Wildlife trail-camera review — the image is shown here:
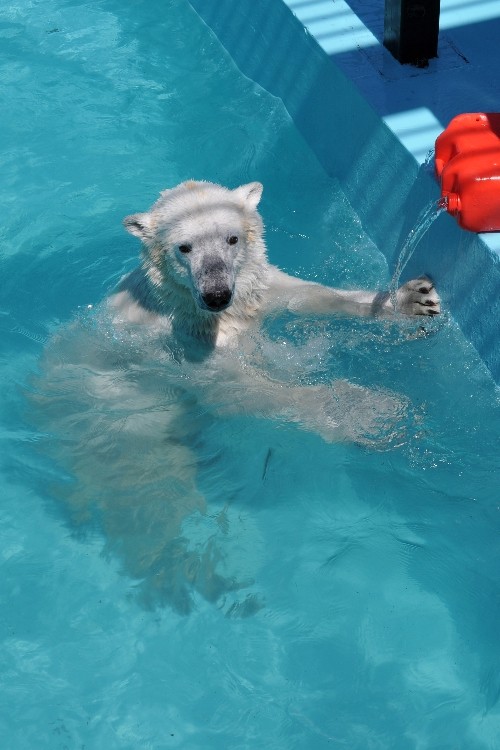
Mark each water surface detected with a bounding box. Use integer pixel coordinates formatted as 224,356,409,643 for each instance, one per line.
1,1,500,749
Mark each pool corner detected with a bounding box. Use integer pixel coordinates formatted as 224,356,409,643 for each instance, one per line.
189,0,500,382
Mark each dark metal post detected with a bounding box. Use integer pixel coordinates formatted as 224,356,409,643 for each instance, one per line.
384,0,441,67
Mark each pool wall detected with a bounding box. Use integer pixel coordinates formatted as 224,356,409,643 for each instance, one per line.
189,0,500,383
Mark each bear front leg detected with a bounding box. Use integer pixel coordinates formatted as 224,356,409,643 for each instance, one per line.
267,267,441,318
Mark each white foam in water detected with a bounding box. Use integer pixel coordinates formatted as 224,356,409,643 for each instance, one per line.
1,1,500,749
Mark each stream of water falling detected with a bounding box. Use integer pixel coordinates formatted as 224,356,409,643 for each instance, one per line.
389,199,446,308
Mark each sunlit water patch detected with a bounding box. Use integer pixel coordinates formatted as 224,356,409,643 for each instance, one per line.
1,1,500,749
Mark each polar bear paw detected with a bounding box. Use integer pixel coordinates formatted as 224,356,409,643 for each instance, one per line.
394,276,440,316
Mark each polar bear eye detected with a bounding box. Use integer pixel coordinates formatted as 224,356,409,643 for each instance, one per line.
178,244,192,254
227,235,238,246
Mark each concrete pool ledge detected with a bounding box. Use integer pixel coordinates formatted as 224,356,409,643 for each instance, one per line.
189,0,500,382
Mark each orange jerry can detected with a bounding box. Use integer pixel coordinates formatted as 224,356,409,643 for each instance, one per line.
435,113,500,232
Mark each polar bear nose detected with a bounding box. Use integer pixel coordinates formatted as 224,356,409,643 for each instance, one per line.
202,288,233,311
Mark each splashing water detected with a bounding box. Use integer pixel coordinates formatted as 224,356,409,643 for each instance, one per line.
423,147,435,171
389,199,446,308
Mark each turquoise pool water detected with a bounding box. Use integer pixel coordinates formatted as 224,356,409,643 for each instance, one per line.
1,1,500,748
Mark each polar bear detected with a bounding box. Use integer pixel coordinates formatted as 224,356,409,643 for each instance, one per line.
32,179,439,613
111,179,439,438
114,180,439,343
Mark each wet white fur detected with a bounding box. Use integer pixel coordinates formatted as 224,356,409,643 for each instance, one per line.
111,180,440,350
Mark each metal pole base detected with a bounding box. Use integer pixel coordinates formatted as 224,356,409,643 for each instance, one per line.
384,0,441,67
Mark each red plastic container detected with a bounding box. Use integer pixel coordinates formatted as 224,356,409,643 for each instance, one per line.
435,112,500,232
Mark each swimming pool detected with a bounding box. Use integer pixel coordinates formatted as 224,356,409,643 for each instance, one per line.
1,1,499,748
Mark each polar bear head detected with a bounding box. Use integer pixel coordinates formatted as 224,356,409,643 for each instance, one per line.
123,180,266,313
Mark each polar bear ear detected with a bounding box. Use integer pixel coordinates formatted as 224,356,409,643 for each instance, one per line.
233,182,263,210
123,213,153,240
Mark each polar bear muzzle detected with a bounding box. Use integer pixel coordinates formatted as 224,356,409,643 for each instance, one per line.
196,257,234,312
